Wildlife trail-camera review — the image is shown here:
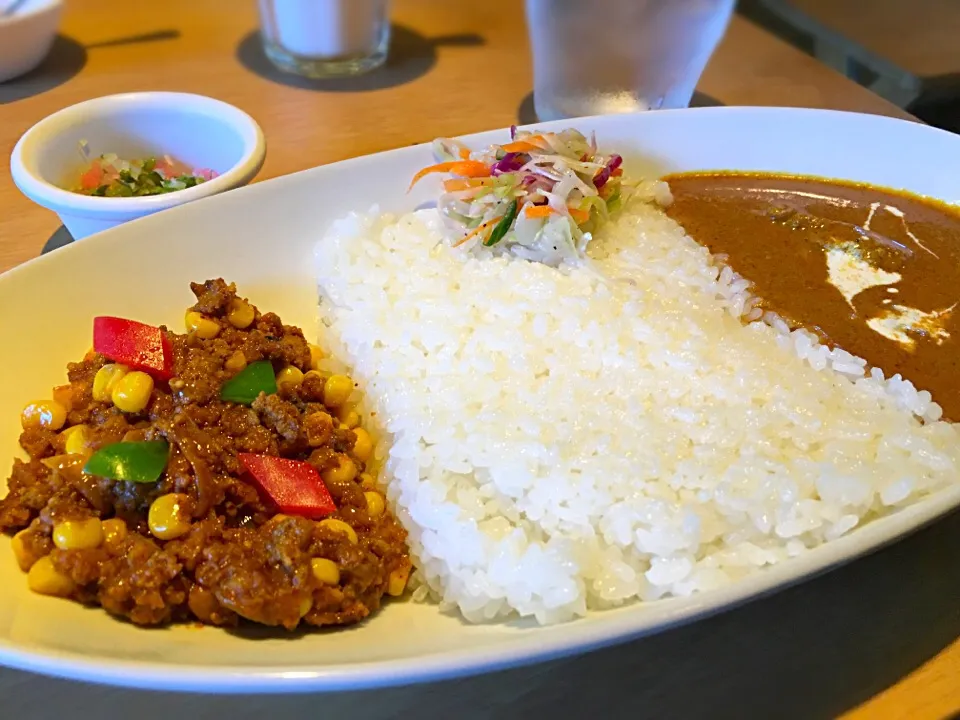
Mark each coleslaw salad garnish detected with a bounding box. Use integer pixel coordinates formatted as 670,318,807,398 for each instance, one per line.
410,127,629,266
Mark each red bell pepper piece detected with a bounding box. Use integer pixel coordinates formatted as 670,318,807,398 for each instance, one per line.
93,316,174,380
238,453,337,519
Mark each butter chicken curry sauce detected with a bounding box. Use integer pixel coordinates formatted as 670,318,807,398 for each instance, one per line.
664,173,960,420
0,280,410,629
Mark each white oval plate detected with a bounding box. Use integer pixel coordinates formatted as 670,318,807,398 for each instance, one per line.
2,108,960,693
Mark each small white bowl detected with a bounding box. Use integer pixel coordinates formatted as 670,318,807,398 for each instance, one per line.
10,92,267,239
0,0,62,83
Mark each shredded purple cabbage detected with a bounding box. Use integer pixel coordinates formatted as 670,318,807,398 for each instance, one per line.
491,152,525,176
592,154,623,189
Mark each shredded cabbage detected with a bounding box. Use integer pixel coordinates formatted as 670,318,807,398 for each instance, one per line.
425,128,630,267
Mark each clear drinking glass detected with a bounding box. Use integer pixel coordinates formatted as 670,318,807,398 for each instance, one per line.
257,0,391,78
524,0,735,120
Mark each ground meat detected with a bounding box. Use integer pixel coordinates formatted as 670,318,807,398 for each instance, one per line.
232,423,279,456
252,393,303,444
0,279,409,631
97,535,186,625
300,372,326,402
0,460,60,531
38,486,99,526
18,428,56,460
189,278,236,316
331,427,357,454
196,527,314,629
251,313,312,370
110,477,166,518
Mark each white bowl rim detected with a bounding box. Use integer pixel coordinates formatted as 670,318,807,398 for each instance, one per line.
9,91,266,220
0,0,61,26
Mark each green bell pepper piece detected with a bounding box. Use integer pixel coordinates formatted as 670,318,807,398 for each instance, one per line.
220,360,277,405
84,440,169,483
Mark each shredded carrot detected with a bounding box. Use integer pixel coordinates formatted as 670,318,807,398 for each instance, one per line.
409,160,492,191
524,205,588,222
443,177,496,192
500,140,542,153
408,161,460,190
611,167,623,177
524,205,555,219
458,147,471,160
522,133,552,147
531,133,556,149
449,160,491,178
452,217,499,248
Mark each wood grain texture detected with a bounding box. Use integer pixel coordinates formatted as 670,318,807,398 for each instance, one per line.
0,3,953,719
786,0,960,79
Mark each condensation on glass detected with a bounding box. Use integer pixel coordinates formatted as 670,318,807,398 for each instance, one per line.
525,0,735,120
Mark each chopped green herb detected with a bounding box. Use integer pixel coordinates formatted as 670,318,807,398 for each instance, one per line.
73,153,217,197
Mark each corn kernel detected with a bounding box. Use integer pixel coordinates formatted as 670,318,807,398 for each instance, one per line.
53,517,104,550
322,455,357,485
359,473,378,491
299,596,313,618
310,557,340,585
11,530,36,571
318,518,358,544
276,366,304,391
224,350,247,372
27,556,75,597
21,400,67,431
337,406,360,429
387,565,411,597
52,384,74,412
304,411,334,447
62,425,89,456
185,311,221,339
364,491,385,518
148,493,192,540
352,428,374,463
226,298,256,329
92,363,129,402
111,371,154,413
308,344,325,370
101,518,128,547
322,374,353,409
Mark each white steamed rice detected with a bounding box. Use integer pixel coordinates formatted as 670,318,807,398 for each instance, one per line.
313,188,960,625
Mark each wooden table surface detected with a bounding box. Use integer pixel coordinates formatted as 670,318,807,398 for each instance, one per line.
0,2,957,719
786,0,960,80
